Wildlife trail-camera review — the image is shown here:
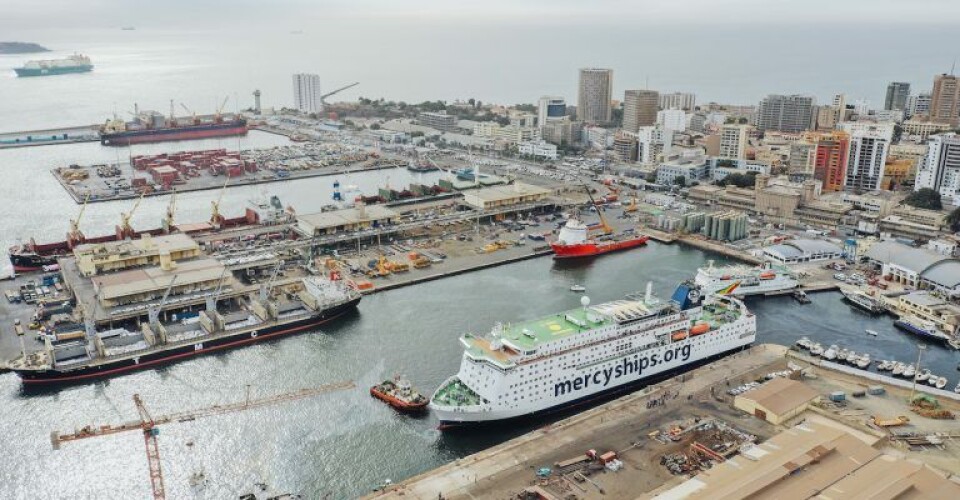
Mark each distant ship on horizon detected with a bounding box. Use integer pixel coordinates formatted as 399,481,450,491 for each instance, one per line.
14,54,93,77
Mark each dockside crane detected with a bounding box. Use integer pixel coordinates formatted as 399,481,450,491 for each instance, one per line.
581,182,613,235
210,177,229,227
51,382,356,500
162,190,177,233
320,82,359,106
67,194,90,247
118,190,146,239
179,103,198,125
214,95,230,122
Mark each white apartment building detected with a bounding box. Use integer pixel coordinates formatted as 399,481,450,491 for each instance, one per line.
637,125,674,165
659,92,696,111
519,140,558,160
915,133,960,204
292,73,322,114
656,109,687,132
845,131,889,192
718,124,750,159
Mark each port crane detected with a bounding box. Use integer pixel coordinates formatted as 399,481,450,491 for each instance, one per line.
67,194,90,246
581,182,613,235
51,381,355,500
214,95,230,122
210,177,230,227
118,190,146,239
163,189,177,232
320,82,359,105
179,103,198,125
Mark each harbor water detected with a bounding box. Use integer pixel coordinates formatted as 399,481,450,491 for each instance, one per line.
1,239,958,498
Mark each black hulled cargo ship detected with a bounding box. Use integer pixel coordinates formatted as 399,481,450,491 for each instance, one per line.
11,277,360,386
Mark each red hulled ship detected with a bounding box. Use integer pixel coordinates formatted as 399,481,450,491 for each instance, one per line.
550,186,648,259
370,377,429,412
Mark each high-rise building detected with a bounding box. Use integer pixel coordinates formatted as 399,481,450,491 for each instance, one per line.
613,131,639,162
718,124,749,159
808,131,851,192
884,82,911,111
622,90,659,133
815,105,837,131
788,140,816,178
577,68,613,123
845,129,889,192
915,133,960,203
755,94,815,133
833,94,847,123
537,96,566,128
659,92,696,111
541,117,573,146
907,92,932,117
930,74,960,126
292,73,322,114
656,109,686,132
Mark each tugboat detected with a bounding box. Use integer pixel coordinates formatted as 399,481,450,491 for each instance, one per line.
370,376,429,412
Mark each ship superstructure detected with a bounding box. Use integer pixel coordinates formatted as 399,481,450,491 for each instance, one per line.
430,282,756,427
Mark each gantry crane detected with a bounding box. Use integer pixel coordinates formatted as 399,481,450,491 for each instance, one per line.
51,381,355,500
118,190,146,239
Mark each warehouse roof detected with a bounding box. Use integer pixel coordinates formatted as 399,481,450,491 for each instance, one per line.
644,421,960,500
92,258,225,300
786,239,843,255
297,204,398,231
865,240,954,275
736,377,819,416
74,233,200,258
763,244,803,260
465,182,552,202
919,260,960,288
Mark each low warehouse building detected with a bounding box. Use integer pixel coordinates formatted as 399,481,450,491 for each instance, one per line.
295,204,399,237
74,233,203,277
762,239,843,264
462,182,552,210
733,377,819,424
91,258,228,308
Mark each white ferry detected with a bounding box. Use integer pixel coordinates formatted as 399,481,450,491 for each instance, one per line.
430,282,756,427
694,261,798,297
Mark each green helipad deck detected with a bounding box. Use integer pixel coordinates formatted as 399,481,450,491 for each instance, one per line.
498,308,613,350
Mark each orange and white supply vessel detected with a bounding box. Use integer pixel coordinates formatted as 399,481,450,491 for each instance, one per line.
551,218,649,259
370,377,429,412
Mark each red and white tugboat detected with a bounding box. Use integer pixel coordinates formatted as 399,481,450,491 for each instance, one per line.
370,376,429,412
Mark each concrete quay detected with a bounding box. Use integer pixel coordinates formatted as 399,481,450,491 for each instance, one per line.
367,344,789,499
0,124,100,149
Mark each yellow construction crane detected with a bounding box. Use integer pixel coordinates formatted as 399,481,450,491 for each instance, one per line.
163,190,177,233
581,183,613,235
119,190,146,239
51,381,355,500
210,177,229,227
68,194,90,245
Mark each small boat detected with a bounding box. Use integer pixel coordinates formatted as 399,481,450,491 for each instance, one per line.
846,351,857,364
837,349,849,362
570,284,586,292
892,362,906,376
876,360,891,371
865,329,878,337
935,376,948,390
954,381,960,394
926,374,940,386
903,364,916,379
370,376,429,412
796,337,812,350
855,354,871,369
810,343,824,356
915,369,931,382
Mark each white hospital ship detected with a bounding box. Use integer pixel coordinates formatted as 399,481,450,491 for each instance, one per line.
429,281,756,427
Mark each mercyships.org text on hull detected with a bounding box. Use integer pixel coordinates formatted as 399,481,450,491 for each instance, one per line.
429,281,756,427
10,276,360,386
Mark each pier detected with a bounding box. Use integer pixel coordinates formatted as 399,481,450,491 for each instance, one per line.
0,125,100,149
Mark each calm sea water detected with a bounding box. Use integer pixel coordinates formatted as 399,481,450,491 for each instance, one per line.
0,20,958,499
0,23,957,133
0,242,958,499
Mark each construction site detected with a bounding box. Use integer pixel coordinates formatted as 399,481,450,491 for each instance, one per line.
369,344,960,500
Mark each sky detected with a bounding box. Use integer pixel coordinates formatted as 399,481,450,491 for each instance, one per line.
3,0,960,29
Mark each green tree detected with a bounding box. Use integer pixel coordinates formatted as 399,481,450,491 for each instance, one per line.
948,206,960,232
904,188,943,210
674,175,687,187
514,103,537,112
370,123,381,130
645,172,658,183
